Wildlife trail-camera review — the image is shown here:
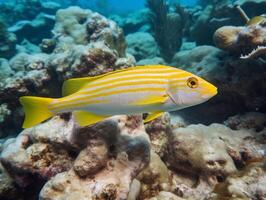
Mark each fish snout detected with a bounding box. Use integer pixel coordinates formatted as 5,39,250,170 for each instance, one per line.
201,83,218,99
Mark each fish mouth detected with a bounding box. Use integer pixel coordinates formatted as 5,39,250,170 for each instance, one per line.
240,45,266,59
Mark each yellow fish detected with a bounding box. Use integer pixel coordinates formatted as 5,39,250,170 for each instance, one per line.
19,65,217,128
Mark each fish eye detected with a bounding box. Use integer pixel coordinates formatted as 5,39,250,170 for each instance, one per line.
187,77,198,88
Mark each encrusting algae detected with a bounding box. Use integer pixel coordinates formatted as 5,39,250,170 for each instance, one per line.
19,65,217,128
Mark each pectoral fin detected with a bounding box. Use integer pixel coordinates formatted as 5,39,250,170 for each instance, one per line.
132,94,168,106
73,111,110,126
144,111,164,123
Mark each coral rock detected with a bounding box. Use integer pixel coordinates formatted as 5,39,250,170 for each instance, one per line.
149,191,186,200
9,13,55,44
213,26,244,52
0,7,133,135
1,114,150,199
73,141,108,177
166,124,264,178
213,23,266,57
208,160,266,200
137,151,171,199
126,32,158,61
54,6,126,56
0,162,20,200
110,9,149,35
145,113,171,157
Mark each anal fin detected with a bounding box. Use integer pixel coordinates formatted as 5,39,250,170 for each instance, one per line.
73,110,110,126
144,111,164,123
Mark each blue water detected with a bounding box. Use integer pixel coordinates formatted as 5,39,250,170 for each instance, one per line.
0,0,197,15
82,0,197,14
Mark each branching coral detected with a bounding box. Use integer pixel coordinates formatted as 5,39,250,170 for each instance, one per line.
146,0,183,62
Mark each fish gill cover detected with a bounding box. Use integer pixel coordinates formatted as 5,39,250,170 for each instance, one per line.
0,0,265,200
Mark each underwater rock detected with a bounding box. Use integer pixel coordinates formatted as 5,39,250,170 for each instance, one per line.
127,179,141,200
213,26,243,53
1,135,74,187
0,0,60,26
0,104,11,138
16,39,41,54
0,112,265,199
0,162,20,200
137,151,171,199
166,123,264,178
126,32,158,61
190,0,266,46
214,22,266,58
171,45,266,124
40,38,56,53
157,121,265,200
145,113,171,157
149,191,185,200
0,114,150,199
0,20,17,59
224,112,266,132
49,41,133,81
110,9,149,35
136,57,165,65
0,59,14,81
41,1,61,15
33,114,148,200
9,13,55,44
0,52,58,135
54,6,91,45
54,6,126,57
0,7,132,136
207,160,266,200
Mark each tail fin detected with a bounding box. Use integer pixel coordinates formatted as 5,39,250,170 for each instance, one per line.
19,96,53,128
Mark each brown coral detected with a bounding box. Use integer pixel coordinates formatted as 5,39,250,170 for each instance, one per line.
213,23,266,58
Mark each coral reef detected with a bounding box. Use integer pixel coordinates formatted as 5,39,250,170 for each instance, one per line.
214,12,266,58
0,7,133,135
190,0,266,45
110,9,149,35
0,19,17,59
0,162,21,200
126,32,159,62
0,0,60,26
0,1,266,199
208,160,266,200
0,104,11,138
146,0,184,62
1,114,150,199
9,13,55,44
143,113,265,200
1,110,265,199
0,58,14,81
